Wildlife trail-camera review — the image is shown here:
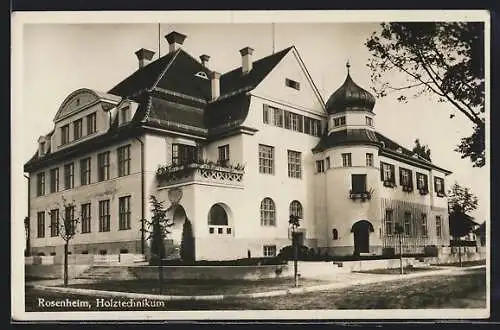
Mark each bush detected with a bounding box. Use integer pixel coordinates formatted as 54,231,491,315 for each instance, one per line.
278,245,315,260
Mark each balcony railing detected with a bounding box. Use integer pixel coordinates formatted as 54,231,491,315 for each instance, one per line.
349,189,372,202
157,162,245,188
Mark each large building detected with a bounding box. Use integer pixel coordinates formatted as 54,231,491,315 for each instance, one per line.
24,31,451,261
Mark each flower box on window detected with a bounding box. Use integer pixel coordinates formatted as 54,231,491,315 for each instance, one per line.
402,185,413,193
383,180,396,188
349,190,372,202
419,188,429,195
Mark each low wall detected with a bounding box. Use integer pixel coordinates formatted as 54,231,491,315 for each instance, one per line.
25,264,91,280
425,247,487,265
25,254,146,266
128,264,290,281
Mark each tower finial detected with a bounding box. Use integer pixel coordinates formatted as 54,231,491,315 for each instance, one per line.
346,60,351,74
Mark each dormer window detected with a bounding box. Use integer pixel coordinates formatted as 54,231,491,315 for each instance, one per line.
87,112,97,135
195,71,208,79
285,78,300,90
120,106,131,125
60,125,69,145
39,141,46,156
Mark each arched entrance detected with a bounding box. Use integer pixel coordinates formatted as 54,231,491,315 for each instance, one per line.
351,220,374,255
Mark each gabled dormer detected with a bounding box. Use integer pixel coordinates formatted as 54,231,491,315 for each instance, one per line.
51,88,122,151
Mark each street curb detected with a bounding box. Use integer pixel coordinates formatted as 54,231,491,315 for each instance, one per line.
30,265,483,301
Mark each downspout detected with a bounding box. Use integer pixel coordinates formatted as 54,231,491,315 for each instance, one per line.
24,174,30,255
134,136,146,255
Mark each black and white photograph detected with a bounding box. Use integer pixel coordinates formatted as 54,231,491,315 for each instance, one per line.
11,10,490,321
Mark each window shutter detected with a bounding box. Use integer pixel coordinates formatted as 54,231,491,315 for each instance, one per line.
380,164,384,181
409,170,413,188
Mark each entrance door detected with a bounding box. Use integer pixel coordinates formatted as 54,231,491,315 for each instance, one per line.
351,220,374,255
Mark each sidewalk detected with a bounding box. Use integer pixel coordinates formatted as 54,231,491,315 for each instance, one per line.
30,265,485,301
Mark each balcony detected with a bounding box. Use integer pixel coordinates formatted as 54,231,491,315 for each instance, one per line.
157,161,245,188
349,189,373,202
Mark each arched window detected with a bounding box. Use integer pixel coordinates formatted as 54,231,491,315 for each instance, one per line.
289,200,303,218
332,228,338,240
260,198,276,226
208,204,228,226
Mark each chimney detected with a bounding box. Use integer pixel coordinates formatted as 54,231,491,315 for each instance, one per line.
165,31,187,53
200,54,210,68
209,71,221,101
239,47,254,74
134,48,155,69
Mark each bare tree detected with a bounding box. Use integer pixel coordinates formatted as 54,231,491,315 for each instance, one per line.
289,214,301,288
48,196,79,286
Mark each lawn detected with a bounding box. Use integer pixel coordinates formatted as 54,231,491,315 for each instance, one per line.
25,268,486,311
435,260,486,267
68,277,328,296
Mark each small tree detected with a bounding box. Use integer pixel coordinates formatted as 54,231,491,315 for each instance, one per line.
448,183,479,267
49,197,80,286
289,214,301,288
180,218,195,264
142,195,173,294
395,223,405,275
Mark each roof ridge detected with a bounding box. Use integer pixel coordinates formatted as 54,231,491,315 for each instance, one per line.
151,49,182,90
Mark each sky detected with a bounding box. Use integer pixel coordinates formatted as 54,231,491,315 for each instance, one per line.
12,12,489,231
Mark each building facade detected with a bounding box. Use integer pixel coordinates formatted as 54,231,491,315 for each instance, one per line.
24,31,451,261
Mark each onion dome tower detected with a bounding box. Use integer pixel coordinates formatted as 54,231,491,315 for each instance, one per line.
325,62,376,135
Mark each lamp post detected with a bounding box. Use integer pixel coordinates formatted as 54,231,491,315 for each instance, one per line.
289,214,301,288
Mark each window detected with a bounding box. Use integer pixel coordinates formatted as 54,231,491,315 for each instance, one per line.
342,153,352,167
63,163,74,189
273,107,284,127
285,78,300,90
260,198,276,226
37,212,45,238
403,212,411,235
416,173,429,193
65,205,75,236
380,162,396,186
385,209,394,236
80,157,91,185
259,144,274,174
434,177,445,197
208,204,228,226
218,145,230,166
172,144,199,166
117,145,131,176
365,116,374,127
325,157,330,169
332,228,338,240
36,172,45,196
99,200,110,232
73,119,83,140
291,113,303,132
436,216,442,238
289,200,303,219
316,160,325,173
120,106,131,124
263,245,277,257
334,116,346,127
81,203,91,234
49,168,59,193
97,151,110,181
60,124,69,145
399,168,413,191
119,196,131,230
351,174,367,193
284,111,292,129
50,209,59,237
86,112,97,135
263,104,270,124
421,213,428,237
366,153,374,167
287,150,302,178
